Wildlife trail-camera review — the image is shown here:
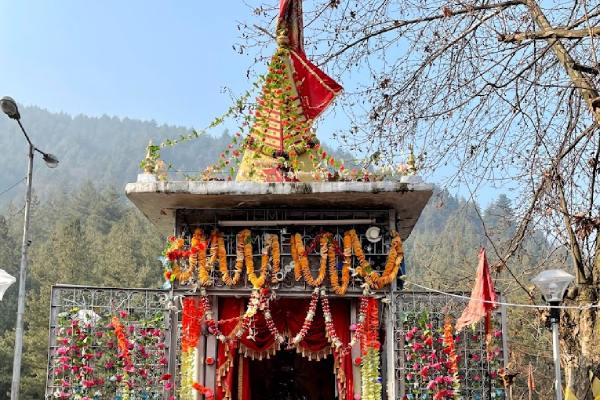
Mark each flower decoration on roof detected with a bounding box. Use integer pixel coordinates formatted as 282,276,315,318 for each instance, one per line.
236,0,343,182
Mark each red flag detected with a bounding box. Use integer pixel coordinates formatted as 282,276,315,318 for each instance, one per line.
279,0,342,120
455,248,498,340
289,51,343,120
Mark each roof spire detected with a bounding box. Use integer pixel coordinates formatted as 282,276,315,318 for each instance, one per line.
236,0,343,182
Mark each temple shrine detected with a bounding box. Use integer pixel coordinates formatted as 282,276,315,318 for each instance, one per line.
45,1,509,399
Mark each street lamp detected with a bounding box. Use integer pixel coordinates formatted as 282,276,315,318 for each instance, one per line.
1,96,59,400
531,269,575,400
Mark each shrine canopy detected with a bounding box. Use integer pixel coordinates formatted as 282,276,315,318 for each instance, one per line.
236,0,343,182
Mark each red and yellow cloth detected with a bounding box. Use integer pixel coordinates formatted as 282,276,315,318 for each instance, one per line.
236,0,342,182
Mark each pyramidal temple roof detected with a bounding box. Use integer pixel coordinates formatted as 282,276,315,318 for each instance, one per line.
236,0,342,182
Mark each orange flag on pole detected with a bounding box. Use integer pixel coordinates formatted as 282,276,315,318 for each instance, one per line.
455,248,498,343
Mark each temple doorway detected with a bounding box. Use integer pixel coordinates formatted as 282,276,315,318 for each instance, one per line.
248,349,336,400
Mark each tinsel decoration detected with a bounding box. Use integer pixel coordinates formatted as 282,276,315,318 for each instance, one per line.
180,297,204,400
180,350,195,400
360,298,382,400
442,316,461,398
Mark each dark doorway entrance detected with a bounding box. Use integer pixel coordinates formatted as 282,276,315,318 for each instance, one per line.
249,349,336,400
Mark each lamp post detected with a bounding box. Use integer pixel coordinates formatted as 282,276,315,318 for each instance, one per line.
531,269,575,400
1,96,59,400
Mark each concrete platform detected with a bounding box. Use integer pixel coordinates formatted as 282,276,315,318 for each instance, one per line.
125,181,433,239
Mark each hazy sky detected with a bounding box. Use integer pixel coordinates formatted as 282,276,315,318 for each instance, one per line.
0,1,506,205
0,1,256,130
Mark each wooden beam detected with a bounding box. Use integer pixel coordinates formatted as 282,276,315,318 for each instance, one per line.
499,27,600,43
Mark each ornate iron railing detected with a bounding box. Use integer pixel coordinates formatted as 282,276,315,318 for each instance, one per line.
391,291,508,400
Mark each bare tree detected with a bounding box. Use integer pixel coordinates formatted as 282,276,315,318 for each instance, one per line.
240,0,600,397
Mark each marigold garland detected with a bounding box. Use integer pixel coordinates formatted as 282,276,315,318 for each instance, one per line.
348,229,404,289
178,229,208,284
290,233,328,287
181,297,203,352
193,229,212,286
165,228,403,292
248,233,280,288
267,234,281,284
290,233,306,281
111,316,132,368
442,316,461,398
360,298,382,400
220,230,246,286
112,316,135,400
330,233,351,295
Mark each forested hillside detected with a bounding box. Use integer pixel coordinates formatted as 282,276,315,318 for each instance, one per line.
0,107,557,397
0,105,232,201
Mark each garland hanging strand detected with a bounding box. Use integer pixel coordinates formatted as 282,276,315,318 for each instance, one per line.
249,233,280,288
191,229,209,285
220,230,246,286
290,287,320,345
291,233,329,287
330,233,351,295
268,234,281,283
348,229,404,289
443,316,462,398
291,233,306,281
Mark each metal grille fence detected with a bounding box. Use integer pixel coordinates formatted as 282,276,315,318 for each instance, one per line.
392,291,508,400
45,285,174,399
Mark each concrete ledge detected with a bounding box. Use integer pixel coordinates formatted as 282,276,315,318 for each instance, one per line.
125,181,433,238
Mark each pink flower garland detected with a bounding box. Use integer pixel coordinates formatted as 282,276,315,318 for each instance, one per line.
321,289,369,356
290,287,320,345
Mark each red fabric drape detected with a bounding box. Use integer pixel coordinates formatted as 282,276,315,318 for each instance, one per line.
215,297,353,400
330,299,354,400
455,248,498,343
278,0,304,51
278,0,343,120
216,298,244,400
290,50,343,120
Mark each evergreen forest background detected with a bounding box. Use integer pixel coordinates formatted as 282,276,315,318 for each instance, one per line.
0,106,557,398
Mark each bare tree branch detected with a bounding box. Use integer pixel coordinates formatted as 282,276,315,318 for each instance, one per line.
556,174,588,283
321,0,525,65
499,124,598,269
524,0,600,123
499,27,600,43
